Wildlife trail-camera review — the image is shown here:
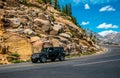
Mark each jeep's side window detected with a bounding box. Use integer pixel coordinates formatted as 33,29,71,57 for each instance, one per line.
49,48,53,52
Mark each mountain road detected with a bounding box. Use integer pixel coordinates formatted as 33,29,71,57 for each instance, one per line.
0,45,120,78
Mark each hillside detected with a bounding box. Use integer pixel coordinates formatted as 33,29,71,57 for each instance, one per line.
0,0,100,64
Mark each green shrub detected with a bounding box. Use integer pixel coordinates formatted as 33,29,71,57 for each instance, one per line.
37,34,42,38
11,53,20,57
50,14,55,21
70,30,75,37
38,0,43,4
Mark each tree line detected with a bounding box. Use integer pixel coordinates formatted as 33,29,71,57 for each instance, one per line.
38,0,78,25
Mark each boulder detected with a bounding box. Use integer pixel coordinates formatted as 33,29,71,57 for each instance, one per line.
2,18,12,27
4,33,32,60
38,13,48,20
50,22,64,35
42,37,53,48
9,18,20,28
30,36,40,42
53,24,62,31
24,29,36,35
30,36,43,53
68,43,75,54
51,38,60,47
34,18,51,33
59,33,71,39
50,30,58,35
0,54,11,65
0,1,4,9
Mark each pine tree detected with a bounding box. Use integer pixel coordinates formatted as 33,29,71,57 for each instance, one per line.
71,16,78,25
39,0,51,4
54,0,60,11
67,3,72,16
90,33,93,39
56,0,60,11
61,3,72,16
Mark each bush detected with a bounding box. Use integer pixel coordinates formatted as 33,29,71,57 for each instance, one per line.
11,53,20,57
70,30,75,37
38,0,43,4
50,14,55,21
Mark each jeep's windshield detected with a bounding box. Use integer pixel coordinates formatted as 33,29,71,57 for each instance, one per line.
41,48,47,52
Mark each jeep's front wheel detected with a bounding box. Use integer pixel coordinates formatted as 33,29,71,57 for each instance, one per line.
31,59,38,63
59,55,65,61
40,56,47,63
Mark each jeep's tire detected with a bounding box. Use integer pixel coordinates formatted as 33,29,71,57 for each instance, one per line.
59,55,65,61
51,58,56,62
40,56,47,63
31,59,38,63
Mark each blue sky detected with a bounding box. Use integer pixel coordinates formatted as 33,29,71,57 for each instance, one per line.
59,0,120,36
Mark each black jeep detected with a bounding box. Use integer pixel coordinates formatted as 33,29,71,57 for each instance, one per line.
31,47,66,63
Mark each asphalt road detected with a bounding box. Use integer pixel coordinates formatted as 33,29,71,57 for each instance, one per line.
0,45,120,78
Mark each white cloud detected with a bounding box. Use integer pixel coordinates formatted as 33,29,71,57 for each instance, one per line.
81,21,90,25
85,4,90,9
60,0,118,6
99,5,116,12
97,23,118,29
72,0,118,4
98,30,118,37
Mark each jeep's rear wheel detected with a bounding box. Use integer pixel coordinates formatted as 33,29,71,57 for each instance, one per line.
31,59,38,63
59,55,65,61
40,56,47,63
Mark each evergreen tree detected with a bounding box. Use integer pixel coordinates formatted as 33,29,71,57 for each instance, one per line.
71,16,78,25
67,3,72,16
90,33,93,39
54,0,60,11
62,5,66,15
61,3,72,16
38,0,51,4
56,0,60,11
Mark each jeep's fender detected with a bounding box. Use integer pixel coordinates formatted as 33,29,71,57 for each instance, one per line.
39,53,48,58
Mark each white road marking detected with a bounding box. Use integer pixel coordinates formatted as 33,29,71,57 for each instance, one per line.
73,59,120,67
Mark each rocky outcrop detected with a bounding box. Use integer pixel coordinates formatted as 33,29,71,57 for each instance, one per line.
0,0,101,64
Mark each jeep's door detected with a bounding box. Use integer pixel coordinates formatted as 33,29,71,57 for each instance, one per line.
53,48,60,56
48,48,54,57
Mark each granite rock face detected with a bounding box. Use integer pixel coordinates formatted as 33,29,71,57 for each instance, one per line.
0,0,100,64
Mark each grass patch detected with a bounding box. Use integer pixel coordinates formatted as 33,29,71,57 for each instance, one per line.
10,60,21,63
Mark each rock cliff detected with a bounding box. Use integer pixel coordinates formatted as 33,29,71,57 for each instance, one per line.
0,0,100,64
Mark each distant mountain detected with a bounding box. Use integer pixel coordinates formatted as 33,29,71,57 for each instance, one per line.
84,28,104,43
84,29,120,45
104,32,120,44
